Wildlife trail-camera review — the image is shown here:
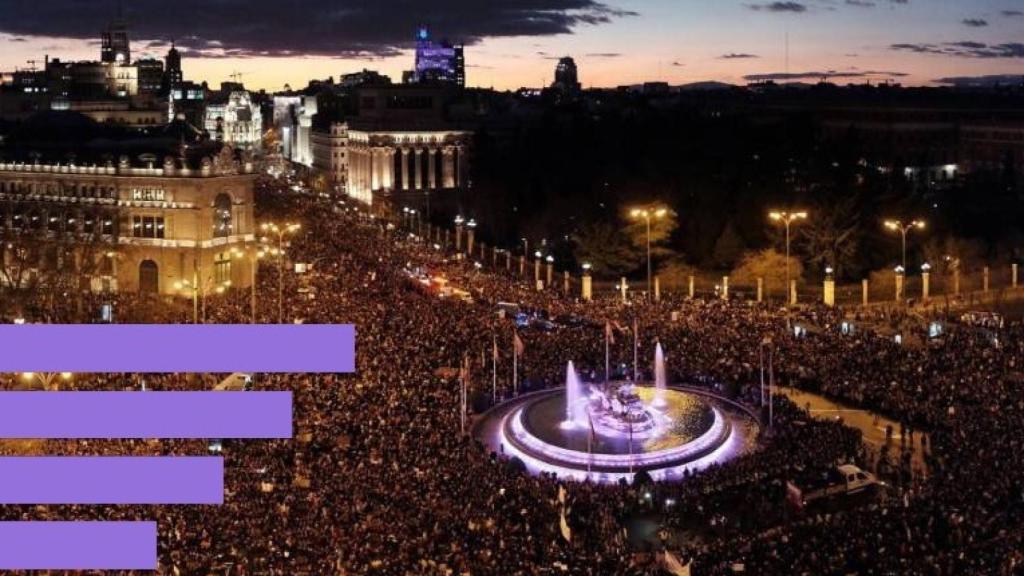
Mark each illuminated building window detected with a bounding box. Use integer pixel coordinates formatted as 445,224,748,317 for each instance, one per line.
214,253,232,284
132,216,165,239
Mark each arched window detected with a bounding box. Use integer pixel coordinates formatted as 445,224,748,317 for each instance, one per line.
213,193,233,238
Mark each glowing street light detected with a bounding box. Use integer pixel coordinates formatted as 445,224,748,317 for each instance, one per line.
260,221,301,323
629,206,669,295
175,277,232,323
769,210,808,304
884,219,926,272
232,246,266,324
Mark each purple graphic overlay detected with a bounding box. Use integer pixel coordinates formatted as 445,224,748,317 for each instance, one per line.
0,457,224,504
0,521,157,570
0,391,292,439
0,324,355,373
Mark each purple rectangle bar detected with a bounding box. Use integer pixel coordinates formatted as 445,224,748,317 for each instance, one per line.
0,521,156,570
0,457,223,504
0,324,355,373
0,391,292,439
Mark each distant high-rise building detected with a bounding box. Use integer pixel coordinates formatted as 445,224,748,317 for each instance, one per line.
135,58,164,94
164,42,183,92
552,57,581,94
100,5,131,64
412,27,465,87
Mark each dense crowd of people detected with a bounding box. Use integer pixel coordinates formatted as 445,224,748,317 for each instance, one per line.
1,177,1022,575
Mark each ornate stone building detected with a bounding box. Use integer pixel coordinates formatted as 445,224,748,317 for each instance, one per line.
345,128,469,205
310,84,471,205
0,116,256,295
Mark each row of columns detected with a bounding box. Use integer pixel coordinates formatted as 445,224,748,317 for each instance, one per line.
349,144,466,200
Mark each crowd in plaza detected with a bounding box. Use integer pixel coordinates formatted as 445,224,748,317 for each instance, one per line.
1,178,1022,575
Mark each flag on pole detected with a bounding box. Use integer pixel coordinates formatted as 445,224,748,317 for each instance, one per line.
513,331,525,356
587,411,596,445
605,321,615,345
559,509,572,542
492,336,499,361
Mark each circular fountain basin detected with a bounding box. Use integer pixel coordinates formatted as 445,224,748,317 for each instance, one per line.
476,385,759,483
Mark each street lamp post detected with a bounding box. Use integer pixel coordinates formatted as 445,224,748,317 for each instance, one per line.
454,215,465,252
769,210,808,305
884,219,926,272
232,246,266,324
174,276,231,323
260,222,301,324
629,206,668,296
466,218,477,256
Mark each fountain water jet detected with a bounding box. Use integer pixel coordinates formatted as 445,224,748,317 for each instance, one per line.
652,343,667,408
561,361,585,429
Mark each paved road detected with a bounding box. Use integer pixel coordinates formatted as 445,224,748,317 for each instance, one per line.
775,386,928,474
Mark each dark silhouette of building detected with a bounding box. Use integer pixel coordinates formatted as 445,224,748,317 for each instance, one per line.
164,42,183,92
552,57,581,95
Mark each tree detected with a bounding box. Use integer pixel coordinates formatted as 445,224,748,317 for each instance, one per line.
711,221,745,269
800,196,861,280
657,258,697,291
731,249,803,296
571,221,640,277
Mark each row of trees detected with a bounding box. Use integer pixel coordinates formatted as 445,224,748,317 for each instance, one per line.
465,94,1023,285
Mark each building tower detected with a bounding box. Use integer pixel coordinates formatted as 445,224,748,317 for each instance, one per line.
101,2,131,64
413,27,464,86
454,45,465,88
552,57,581,94
165,41,183,91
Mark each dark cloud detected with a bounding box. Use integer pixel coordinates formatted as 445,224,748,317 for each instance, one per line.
1002,10,1023,17
845,0,876,7
962,18,988,27
747,2,808,13
0,0,636,59
720,53,759,59
672,61,684,67
934,74,1023,86
584,52,622,58
744,69,908,81
891,41,1024,58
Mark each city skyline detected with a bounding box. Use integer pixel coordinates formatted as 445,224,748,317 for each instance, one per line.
1,0,1021,91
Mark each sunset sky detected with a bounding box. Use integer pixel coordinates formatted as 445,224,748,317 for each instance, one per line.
1,0,1021,91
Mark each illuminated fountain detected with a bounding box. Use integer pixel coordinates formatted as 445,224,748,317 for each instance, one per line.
653,342,668,408
561,362,585,429
475,346,759,483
